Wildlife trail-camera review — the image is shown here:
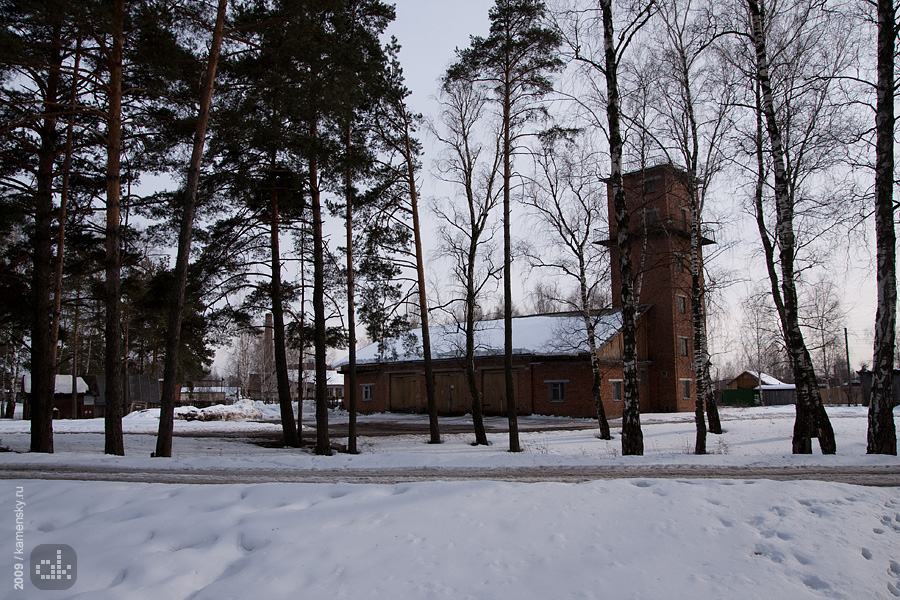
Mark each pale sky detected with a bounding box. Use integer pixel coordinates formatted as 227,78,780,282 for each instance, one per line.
387,0,495,118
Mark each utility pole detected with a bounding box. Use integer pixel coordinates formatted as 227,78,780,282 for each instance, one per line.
844,327,851,407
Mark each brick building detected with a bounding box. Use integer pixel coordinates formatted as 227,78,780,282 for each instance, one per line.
338,164,711,418
337,312,647,419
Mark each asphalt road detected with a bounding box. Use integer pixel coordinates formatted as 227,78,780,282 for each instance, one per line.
1,463,898,486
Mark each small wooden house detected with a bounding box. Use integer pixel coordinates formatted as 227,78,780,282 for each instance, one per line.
22,374,95,419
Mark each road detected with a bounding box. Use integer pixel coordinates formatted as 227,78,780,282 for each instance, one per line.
1,463,898,486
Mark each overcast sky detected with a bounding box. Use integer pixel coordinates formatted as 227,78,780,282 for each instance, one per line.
386,0,495,118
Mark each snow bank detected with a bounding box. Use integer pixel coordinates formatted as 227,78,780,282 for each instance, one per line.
176,399,264,422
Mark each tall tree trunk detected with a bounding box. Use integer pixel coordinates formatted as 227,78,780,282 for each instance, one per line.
310,120,331,456
601,0,642,456
581,260,610,440
50,39,81,375
345,122,359,454
502,82,520,453
868,0,897,455
71,282,80,419
747,0,835,455
103,0,126,456
4,345,19,419
156,0,228,458
270,189,300,448
687,170,708,453
405,126,440,445
466,242,488,446
30,23,63,453
690,228,707,455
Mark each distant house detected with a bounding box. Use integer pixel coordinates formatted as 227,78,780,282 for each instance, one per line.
22,374,96,419
723,371,796,406
247,368,344,406
727,371,786,389
179,379,237,408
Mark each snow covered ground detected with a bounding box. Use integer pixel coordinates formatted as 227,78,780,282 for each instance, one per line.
1,405,898,599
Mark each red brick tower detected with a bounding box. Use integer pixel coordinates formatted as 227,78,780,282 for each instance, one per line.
603,164,714,413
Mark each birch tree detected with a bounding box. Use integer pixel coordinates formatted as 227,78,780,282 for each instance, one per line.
740,0,839,453
522,130,613,439
432,77,503,446
867,0,898,455
557,0,656,455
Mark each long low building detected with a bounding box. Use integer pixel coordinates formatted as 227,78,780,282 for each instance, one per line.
336,310,656,419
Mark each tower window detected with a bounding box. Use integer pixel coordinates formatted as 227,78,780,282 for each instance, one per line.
675,253,686,273
677,295,688,315
679,336,689,356
681,207,690,231
681,379,692,399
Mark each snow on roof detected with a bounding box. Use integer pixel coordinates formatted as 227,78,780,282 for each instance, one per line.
22,374,89,395
336,311,624,367
743,371,785,386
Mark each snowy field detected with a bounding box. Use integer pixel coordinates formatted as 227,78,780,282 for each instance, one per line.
1,405,898,599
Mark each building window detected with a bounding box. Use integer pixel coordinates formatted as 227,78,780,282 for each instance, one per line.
361,384,373,402
640,368,648,384
546,380,567,403
680,207,691,231
681,379,692,400
675,253,686,273
679,336,689,356
677,295,687,315
644,179,656,193
611,380,623,402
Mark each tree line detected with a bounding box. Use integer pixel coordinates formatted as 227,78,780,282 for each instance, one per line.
0,0,895,457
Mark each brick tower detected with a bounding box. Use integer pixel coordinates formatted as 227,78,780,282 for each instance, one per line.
602,164,714,413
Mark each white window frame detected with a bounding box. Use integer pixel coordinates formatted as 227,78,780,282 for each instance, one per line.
611,379,623,402
361,383,374,402
545,380,568,403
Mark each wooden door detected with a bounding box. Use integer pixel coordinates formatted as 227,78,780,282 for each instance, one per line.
482,370,518,414
435,373,467,414
390,374,418,412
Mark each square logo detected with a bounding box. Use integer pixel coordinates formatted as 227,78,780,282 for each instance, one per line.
30,544,77,590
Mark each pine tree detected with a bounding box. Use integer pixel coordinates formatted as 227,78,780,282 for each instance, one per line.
156,0,229,459
447,0,562,452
